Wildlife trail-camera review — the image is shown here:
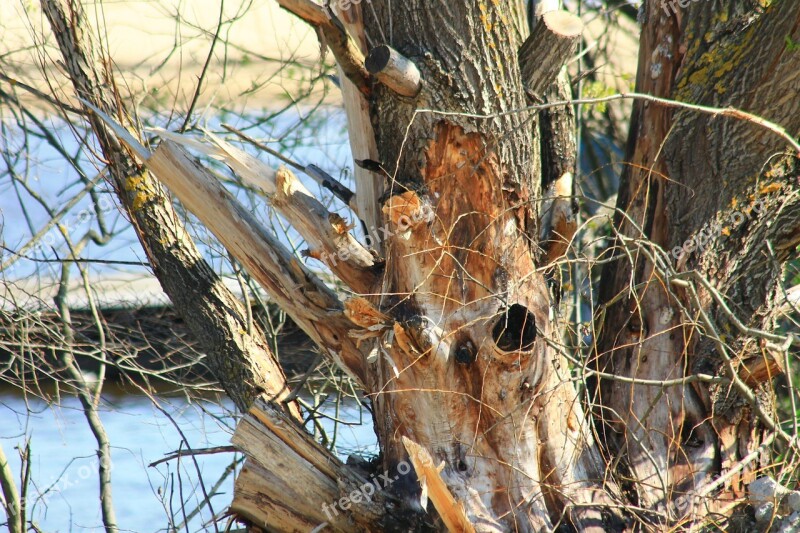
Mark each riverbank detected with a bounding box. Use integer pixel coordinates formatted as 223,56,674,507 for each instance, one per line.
1,0,333,114
0,273,320,386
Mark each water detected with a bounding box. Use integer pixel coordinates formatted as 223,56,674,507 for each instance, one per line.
0,389,375,532
0,107,356,282
0,106,376,530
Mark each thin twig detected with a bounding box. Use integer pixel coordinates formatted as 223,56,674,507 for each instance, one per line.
418,92,800,155
149,446,238,468
0,73,85,115
180,0,226,132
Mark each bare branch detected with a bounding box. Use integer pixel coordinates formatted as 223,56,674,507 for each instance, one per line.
365,45,422,98
276,0,370,95
150,127,381,293
81,122,370,382
148,446,238,468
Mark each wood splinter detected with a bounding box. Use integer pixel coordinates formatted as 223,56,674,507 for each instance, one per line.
366,45,422,98
402,436,476,533
738,348,786,387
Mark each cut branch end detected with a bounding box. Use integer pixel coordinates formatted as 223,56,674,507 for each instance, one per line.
519,11,583,98
366,45,422,98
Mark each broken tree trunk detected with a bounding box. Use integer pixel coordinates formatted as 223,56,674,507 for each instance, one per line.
77,0,800,531
596,1,800,528
41,0,295,415
351,2,619,531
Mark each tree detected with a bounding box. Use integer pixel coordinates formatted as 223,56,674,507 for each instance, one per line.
3,0,800,532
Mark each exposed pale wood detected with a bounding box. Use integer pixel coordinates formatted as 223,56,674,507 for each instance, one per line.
275,0,370,95
82,104,370,382
231,399,385,531
539,171,576,266
271,167,380,291
150,128,380,293
333,2,385,253
529,0,562,29
371,122,618,531
519,11,583,98
144,140,369,384
220,123,360,215
365,45,422,98
233,460,344,532
402,437,476,533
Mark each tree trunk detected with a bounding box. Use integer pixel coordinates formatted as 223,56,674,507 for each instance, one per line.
71,0,800,531
40,0,296,415
596,0,800,528
351,2,626,531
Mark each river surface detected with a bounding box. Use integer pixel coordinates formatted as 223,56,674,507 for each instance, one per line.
0,389,376,532
0,107,375,530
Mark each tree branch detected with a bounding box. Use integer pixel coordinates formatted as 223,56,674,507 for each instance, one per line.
41,0,296,414
519,10,583,99
146,140,369,383
150,128,381,293
276,0,371,95
79,105,369,383
220,123,359,214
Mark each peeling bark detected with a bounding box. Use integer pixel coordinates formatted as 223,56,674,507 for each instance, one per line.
596,1,800,528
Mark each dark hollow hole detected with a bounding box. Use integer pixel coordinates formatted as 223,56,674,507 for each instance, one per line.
492,304,536,352
454,338,477,365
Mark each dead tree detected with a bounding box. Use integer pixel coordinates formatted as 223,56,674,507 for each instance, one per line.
37,0,800,531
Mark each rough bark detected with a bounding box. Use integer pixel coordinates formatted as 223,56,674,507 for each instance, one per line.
519,11,582,100
40,0,295,415
57,0,800,531
596,0,800,528
353,3,620,531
